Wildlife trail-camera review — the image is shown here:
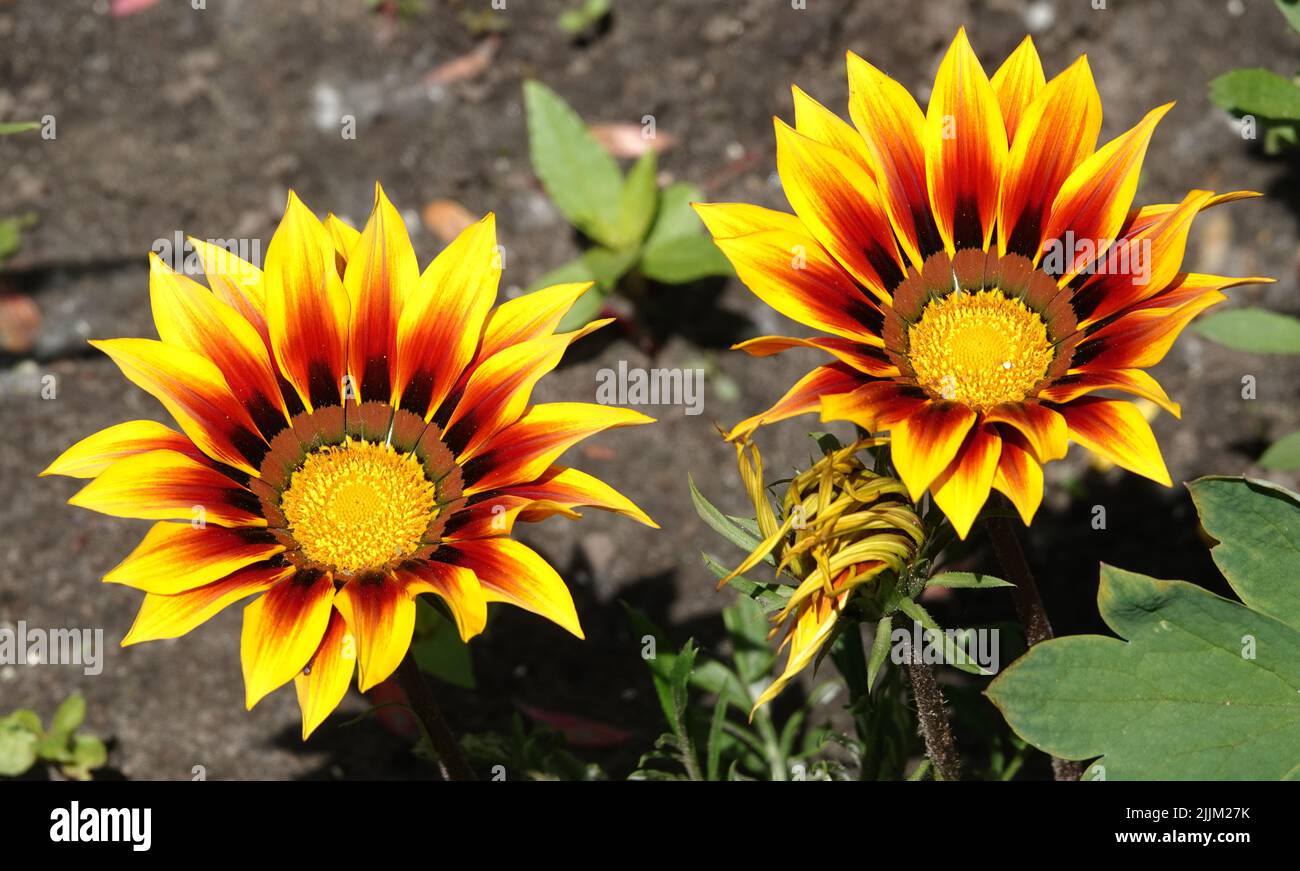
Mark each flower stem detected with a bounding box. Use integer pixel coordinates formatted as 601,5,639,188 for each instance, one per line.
894,614,961,781
395,653,476,781
984,512,1084,782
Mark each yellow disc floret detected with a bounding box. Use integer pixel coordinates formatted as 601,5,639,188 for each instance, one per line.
281,437,438,574
907,289,1054,411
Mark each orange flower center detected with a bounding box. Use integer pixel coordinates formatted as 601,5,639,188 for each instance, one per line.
280,437,438,574
907,289,1053,412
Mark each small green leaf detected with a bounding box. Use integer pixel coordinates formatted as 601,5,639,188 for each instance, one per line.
411,601,476,689
926,572,1014,590
705,694,728,781
581,245,639,292
0,724,38,777
616,151,659,249
688,474,765,555
895,598,991,676
49,693,86,740
866,615,893,692
0,121,39,135
1210,68,1300,120
523,256,596,293
0,710,41,733
1260,430,1300,470
987,565,1300,780
702,553,789,612
523,80,624,247
668,640,698,730
1193,307,1300,354
722,595,775,684
557,0,610,34
1187,476,1300,630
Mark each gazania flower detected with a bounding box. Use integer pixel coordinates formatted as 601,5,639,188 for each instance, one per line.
695,29,1270,538
721,439,922,711
43,184,655,738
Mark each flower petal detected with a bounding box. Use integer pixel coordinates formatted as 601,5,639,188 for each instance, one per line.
890,401,978,501
188,237,270,348
104,522,283,594
818,379,929,432
91,338,268,475
241,568,336,708
1039,103,1172,278
344,184,419,402
732,334,895,376
774,118,904,301
924,27,1007,252
476,282,594,362
149,254,290,440
728,363,864,442
1074,288,1226,370
1037,368,1181,418
1058,397,1171,486
990,36,1045,143
122,562,292,646
333,573,415,692
394,560,488,642
982,402,1068,463
791,84,875,178
997,56,1102,258
393,213,499,419
294,608,355,739
68,449,263,527
437,538,583,639
846,50,943,268
752,586,848,712
40,420,202,478
263,191,352,411
931,423,1002,540
464,403,654,495
991,430,1044,526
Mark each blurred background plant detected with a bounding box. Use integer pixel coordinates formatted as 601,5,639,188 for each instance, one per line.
1209,0,1300,153
0,693,108,781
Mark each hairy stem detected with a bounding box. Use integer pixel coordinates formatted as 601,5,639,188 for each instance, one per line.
395,653,476,782
894,614,961,781
984,513,1085,782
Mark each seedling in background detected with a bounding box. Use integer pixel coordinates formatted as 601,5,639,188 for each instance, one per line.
0,693,108,781
1209,1,1300,152
522,80,733,335
0,122,40,265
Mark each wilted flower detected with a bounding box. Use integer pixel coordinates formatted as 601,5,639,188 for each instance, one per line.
720,439,923,710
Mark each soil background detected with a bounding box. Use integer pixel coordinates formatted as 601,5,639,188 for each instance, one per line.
1,0,1297,780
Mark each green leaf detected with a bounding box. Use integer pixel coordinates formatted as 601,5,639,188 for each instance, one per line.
894,598,991,676
1209,68,1300,120
0,724,38,777
705,694,728,781
1260,430,1300,470
722,595,775,684
1193,308,1300,354
926,572,1014,590
702,553,789,612
557,0,610,34
865,615,893,692
987,565,1300,780
616,151,659,249
668,640,698,732
1279,0,1300,32
49,693,86,740
523,80,624,247
688,474,766,555
1188,476,1300,630
411,601,475,689
0,710,41,733
640,182,732,284
0,121,39,135
581,245,639,292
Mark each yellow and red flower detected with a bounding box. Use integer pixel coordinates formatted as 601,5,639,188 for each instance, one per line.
44,184,654,738
696,29,1270,538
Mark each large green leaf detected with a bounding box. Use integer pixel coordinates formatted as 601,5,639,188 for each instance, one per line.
987,565,1300,780
1193,307,1300,354
1279,0,1300,33
1209,68,1300,120
1187,476,1300,628
523,80,624,247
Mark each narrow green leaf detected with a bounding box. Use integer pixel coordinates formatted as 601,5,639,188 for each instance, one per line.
1209,68,1300,120
1259,430,1300,470
866,615,893,692
668,640,698,733
0,121,39,135
702,553,788,611
895,598,990,676
523,80,624,246
688,474,764,554
49,693,85,740
705,694,728,781
1194,308,1300,354
1278,0,1300,33
926,571,1014,590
